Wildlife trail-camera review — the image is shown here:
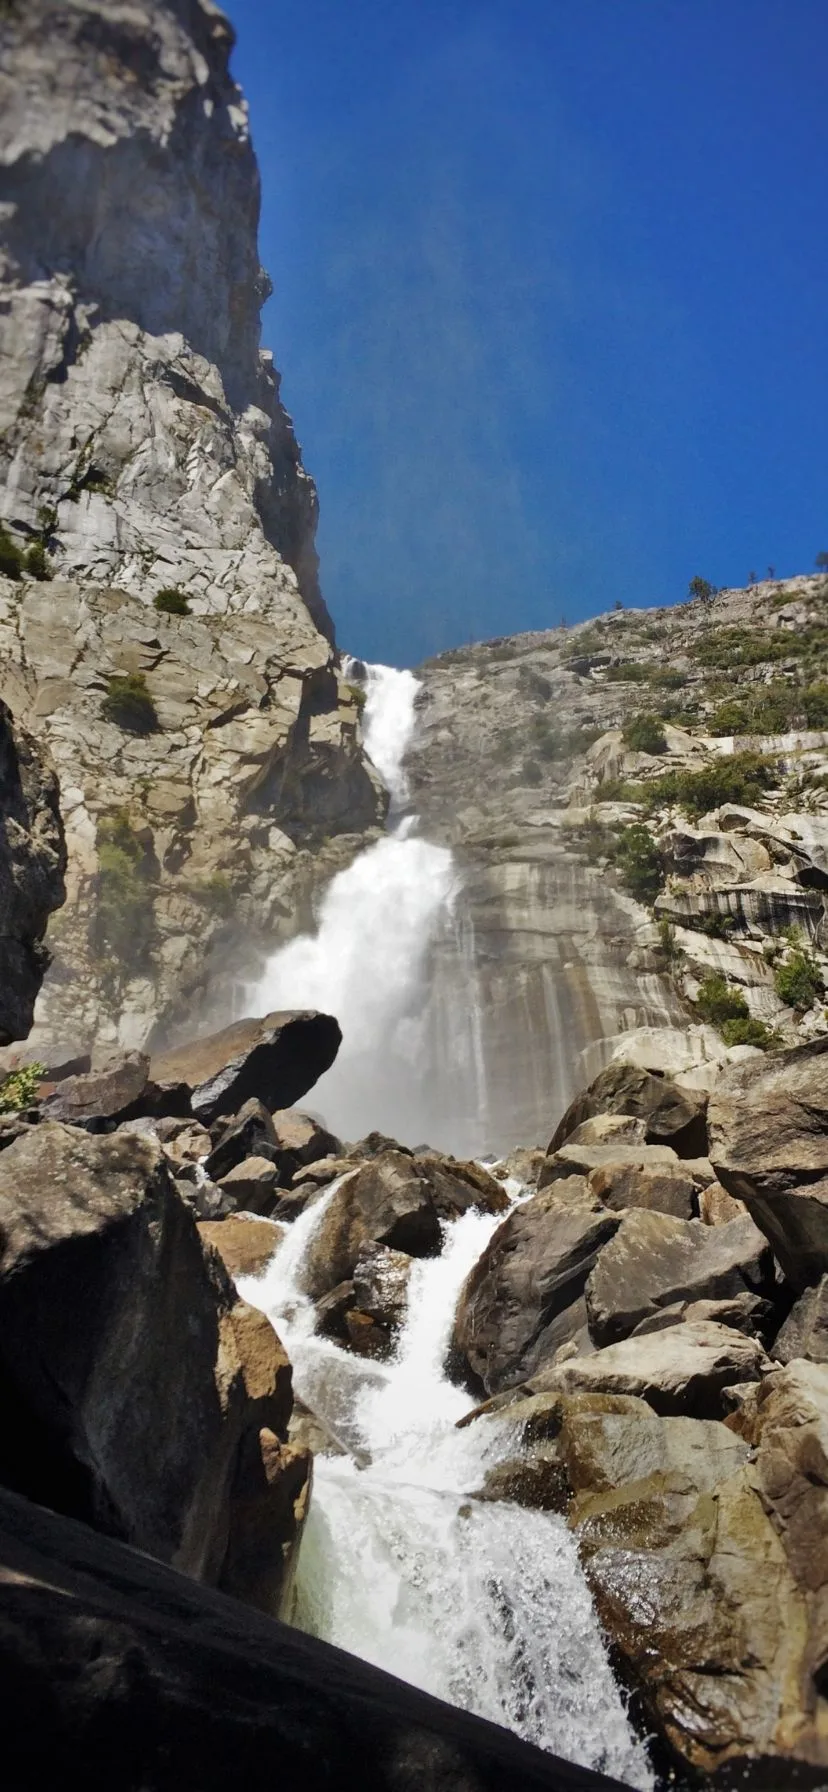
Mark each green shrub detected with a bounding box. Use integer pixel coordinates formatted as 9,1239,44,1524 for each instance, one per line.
650,667,687,691
803,683,828,728
522,758,543,786
101,671,158,735
658,916,679,959
343,680,367,713
647,752,776,819
720,1017,777,1050
192,872,234,915
24,540,52,581
774,950,822,1011
95,811,155,965
694,628,791,670
0,1063,45,1113
154,588,191,616
604,661,649,683
615,823,664,902
695,975,749,1028
0,523,24,581
688,576,716,603
622,713,667,755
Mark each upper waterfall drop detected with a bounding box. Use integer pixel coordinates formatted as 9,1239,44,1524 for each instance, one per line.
254,663,458,1144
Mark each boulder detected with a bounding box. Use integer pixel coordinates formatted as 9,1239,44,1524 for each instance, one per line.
0,1122,302,1610
0,702,66,1046
0,1482,637,1792
151,1011,342,1127
709,1037,828,1288
198,1217,284,1284
269,1108,342,1185
564,1114,648,1149
493,1146,548,1187
303,1151,505,1303
587,1159,696,1220
40,1049,153,1127
630,1292,772,1339
530,1321,771,1418
585,1209,774,1346
153,1116,212,1174
773,1278,828,1365
538,1139,680,1190
698,1181,748,1226
549,1063,709,1158
450,1179,620,1396
353,1242,412,1337
217,1156,280,1216
205,1099,278,1181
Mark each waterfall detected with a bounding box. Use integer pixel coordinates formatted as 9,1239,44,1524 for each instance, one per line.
239,1188,653,1790
255,664,460,1145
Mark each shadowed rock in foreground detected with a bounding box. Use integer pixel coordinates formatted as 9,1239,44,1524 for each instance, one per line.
0,702,66,1045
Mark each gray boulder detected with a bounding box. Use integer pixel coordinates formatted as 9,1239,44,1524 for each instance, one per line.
548,1062,708,1158
773,1276,828,1365
586,1209,774,1346
152,1011,342,1126
531,1321,771,1417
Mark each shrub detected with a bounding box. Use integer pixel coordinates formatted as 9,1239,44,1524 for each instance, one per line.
0,1063,44,1113
803,683,828,728
615,824,664,902
192,872,234,915
688,576,716,602
0,523,24,581
101,671,158,734
95,811,155,966
522,758,543,787
604,661,649,683
24,540,52,581
647,752,776,819
622,713,667,755
720,1017,777,1050
650,667,687,691
694,628,791,670
774,950,822,1011
343,680,366,712
695,975,749,1028
154,587,191,616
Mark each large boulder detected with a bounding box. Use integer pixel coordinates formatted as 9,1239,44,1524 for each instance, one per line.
549,1063,709,1159
0,703,66,1045
774,1278,828,1365
529,1321,771,1418
198,1216,285,1283
450,1180,619,1396
269,1108,342,1184
0,1123,305,1613
303,1150,506,1302
709,1038,828,1288
40,1049,156,1127
585,1209,774,1346
151,1011,342,1127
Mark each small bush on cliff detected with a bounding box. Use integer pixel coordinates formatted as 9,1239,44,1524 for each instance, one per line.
614,824,664,902
0,1063,44,1113
95,811,155,967
154,588,191,617
622,713,667,755
24,540,52,581
648,752,776,819
0,524,24,581
720,1017,777,1050
695,975,749,1028
775,949,823,1011
102,672,159,735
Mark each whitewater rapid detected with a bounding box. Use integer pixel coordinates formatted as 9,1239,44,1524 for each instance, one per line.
240,1185,653,1788
255,664,458,1143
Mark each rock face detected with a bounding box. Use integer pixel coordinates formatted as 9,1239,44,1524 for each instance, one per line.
409,569,828,1153
0,1122,307,1612
709,1039,828,1287
585,1208,773,1345
0,0,384,1054
0,702,66,1044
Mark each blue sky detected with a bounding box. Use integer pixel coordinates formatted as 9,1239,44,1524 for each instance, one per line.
228,1,828,666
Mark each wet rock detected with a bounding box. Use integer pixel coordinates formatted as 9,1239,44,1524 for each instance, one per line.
451,1179,620,1396
287,1397,348,1459
414,1152,508,1211
585,1209,774,1346
0,1122,298,1604
151,1011,342,1127
303,1151,504,1303
217,1156,280,1216
198,1217,284,1284
549,1063,709,1159
709,1037,828,1288
353,1242,412,1335
0,703,66,1046
773,1277,828,1364
587,1159,696,1220
493,1146,548,1186
532,1321,771,1417
219,1424,312,1619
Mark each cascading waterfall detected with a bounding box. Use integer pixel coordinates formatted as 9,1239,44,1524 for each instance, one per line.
240,1186,653,1790
248,660,653,1787
255,663,462,1144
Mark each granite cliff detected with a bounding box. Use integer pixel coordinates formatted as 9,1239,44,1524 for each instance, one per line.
0,0,383,1055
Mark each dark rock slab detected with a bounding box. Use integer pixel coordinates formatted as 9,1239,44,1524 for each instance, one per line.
549,1063,708,1159
270,1107,342,1184
0,1485,632,1792
709,1037,828,1288
0,702,66,1046
451,1180,620,1396
152,1011,341,1126
40,1048,152,1126
773,1276,828,1364
585,1209,774,1346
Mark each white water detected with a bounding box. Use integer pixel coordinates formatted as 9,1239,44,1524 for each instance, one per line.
255,664,458,1143
240,1189,653,1789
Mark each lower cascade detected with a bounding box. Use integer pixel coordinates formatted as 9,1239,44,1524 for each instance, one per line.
241,1186,653,1789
